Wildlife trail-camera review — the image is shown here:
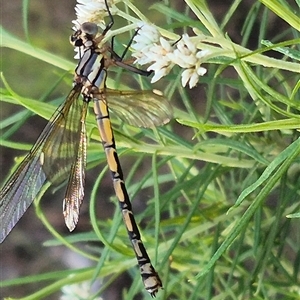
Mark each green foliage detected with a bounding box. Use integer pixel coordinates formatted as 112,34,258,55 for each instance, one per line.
1,0,300,299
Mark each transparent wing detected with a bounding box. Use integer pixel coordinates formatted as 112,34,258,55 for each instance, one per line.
106,89,173,128
0,153,47,243
42,86,84,185
63,101,88,231
0,85,83,243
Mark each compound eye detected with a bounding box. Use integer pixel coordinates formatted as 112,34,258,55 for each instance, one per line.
70,29,84,46
74,39,84,47
81,22,98,37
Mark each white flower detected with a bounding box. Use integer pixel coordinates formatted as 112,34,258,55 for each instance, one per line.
133,23,161,48
131,25,209,88
131,23,161,62
73,0,120,26
150,64,173,83
132,25,175,83
182,66,207,88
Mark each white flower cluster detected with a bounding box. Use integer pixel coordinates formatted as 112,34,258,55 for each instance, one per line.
73,0,119,26
132,23,209,88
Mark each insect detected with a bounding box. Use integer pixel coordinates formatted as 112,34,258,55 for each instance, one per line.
0,1,172,297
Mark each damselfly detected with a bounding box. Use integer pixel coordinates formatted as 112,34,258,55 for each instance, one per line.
0,1,172,297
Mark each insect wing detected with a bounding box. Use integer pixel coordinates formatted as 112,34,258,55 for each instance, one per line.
0,86,83,243
0,150,47,243
63,101,88,231
106,89,172,128
42,86,84,185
